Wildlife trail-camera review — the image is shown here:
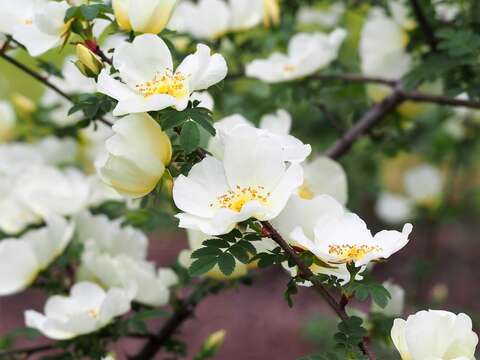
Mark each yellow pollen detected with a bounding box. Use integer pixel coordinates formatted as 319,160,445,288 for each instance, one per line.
213,186,270,212
87,309,98,319
283,64,297,73
298,183,314,200
328,244,382,263
24,18,33,25
135,70,188,99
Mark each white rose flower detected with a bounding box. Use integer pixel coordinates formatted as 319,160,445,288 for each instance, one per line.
112,0,178,34
75,211,148,261
97,34,227,116
173,131,304,235
34,136,78,165
25,281,134,340
168,0,263,40
208,110,311,163
298,156,348,205
246,29,346,83
0,216,74,295
371,281,405,316
296,3,345,28
13,0,70,57
274,194,412,267
403,164,443,206
433,0,461,21
97,113,172,198
375,192,413,224
0,0,35,35
0,100,16,142
391,310,478,360
81,252,177,307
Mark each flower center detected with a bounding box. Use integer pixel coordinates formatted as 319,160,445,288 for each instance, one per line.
298,183,314,200
87,309,98,319
135,70,188,99
214,186,270,212
328,244,382,263
283,64,297,73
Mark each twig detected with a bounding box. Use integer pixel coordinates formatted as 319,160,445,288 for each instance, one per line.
0,51,113,127
324,86,405,159
131,280,222,360
316,102,345,135
0,344,54,357
399,89,480,109
261,221,376,360
314,73,398,86
409,0,438,52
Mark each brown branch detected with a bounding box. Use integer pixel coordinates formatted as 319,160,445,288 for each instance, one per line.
409,0,438,52
0,51,113,127
314,73,398,86
260,221,376,360
399,90,480,109
324,86,405,159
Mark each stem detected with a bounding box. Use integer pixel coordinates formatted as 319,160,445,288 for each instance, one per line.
314,73,398,86
409,0,438,52
261,221,376,360
399,89,480,109
0,344,54,357
0,51,113,127
324,86,405,159
131,280,221,360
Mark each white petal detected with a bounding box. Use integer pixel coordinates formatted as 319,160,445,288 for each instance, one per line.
0,240,38,295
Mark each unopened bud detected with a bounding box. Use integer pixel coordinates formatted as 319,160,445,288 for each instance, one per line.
204,330,226,352
76,44,103,76
11,93,36,116
263,0,280,27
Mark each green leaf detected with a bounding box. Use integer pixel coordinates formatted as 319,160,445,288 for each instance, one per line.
236,239,257,255
180,121,201,154
189,256,218,276
189,109,216,136
191,246,223,258
159,110,187,130
228,244,250,264
203,238,230,248
217,252,235,275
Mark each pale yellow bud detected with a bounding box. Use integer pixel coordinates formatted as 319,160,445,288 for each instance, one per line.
113,0,178,34
204,330,226,352
263,0,280,27
11,93,36,116
76,44,103,76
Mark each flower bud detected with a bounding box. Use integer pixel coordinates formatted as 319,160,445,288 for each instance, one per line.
98,113,172,198
0,100,16,142
204,330,226,353
112,0,178,34
263,0,280,27
11,93,36,116
76,44,103,76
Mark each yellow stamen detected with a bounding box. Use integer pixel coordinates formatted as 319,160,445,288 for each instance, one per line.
136,70,188,99
213,186,270,212
328,244,382,263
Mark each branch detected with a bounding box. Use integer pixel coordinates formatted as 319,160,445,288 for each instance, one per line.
261,221,377,360
324,86,405,159
0,51,113,127
399,90,480,109
131,280,222,360
409,0,438,52
0,344,54,357
314,73,398,86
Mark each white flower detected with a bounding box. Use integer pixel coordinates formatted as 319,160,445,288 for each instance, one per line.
13,0,70,57
296,3,345,28
41,56,96,126
391,310,478,360
190,91,215,111
433,0,461,21
97,34,227,116
15,166,91,218
208,110,311,163
375,192,413,224
275,194,412,267
403,164,443,206
80,121,114,168
97,113,172,198
298,156,348,205
0,0,35,35
112,0,178,34
246,29,346,83
371,281,404,316
0,100,16,142
360,8,411,80
80,252,177,307
0,216,74,295
34,136,78,165
173,131,304,235
168,0,263,40
25,281,134,340
75,211,148,261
